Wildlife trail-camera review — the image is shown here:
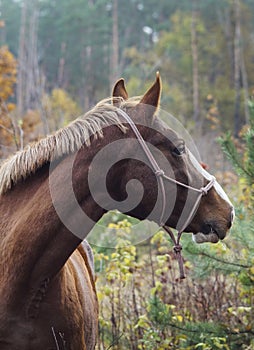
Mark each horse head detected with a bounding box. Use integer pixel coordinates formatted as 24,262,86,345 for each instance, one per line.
110,73,234,244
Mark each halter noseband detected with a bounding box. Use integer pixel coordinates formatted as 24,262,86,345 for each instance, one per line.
118,110,216,279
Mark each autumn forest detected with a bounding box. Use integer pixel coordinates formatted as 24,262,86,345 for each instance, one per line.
0,0,254,349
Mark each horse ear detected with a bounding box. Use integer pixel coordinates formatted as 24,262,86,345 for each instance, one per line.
112,78,128,105
139,72,161,116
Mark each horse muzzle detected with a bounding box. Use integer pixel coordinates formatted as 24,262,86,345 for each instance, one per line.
192,205,235,244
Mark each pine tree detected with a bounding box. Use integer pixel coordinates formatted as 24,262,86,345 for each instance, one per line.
219,99,254,209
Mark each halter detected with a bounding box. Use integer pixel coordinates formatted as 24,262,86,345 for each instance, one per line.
118,109,216,279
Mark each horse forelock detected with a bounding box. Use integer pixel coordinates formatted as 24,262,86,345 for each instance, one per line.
0,98,139,195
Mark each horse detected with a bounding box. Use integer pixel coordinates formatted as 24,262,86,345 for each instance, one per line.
0,73,234,349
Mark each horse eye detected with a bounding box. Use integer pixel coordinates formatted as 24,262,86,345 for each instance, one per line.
172,143,185,156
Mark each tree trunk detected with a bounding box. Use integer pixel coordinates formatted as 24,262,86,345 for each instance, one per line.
26,0,37,109
81,1,94,111
218,7,235,86
234,0,241,136
57,42,66,88
81,45,92,112
240,51,249,124
26,0,48,135
191,0,200,122
17,0,28,117
110,0,119,88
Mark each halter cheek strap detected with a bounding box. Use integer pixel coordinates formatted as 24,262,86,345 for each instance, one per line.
118,110,215,279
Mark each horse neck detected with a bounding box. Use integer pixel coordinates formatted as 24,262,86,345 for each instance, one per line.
0,143,105,301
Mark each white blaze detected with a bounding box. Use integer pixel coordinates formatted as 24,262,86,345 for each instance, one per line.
188,151,233,207
188,151,235,244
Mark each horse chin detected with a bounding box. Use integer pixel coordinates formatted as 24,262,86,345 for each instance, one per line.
192,232,219,244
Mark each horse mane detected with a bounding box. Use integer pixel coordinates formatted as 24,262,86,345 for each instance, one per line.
0,97,139,195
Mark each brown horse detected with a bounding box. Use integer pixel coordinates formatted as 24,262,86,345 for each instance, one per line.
0,74,234,349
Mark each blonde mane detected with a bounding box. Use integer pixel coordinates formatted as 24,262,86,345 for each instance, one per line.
0,98,137,195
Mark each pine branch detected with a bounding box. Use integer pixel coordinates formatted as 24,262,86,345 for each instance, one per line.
197,251,251,269
248,99,254,130
175,322,254,336
245,129,254,180
144,319,254,337
218,133,252,178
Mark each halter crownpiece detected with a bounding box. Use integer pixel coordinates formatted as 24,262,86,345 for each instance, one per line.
117,109,216,279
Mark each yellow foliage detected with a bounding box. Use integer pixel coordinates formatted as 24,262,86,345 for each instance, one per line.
237,177,254,209
21,109,44,143
0,46,17,101
7,103,15,112
0,46,17,155
0,109,13,149
42,88,81,131
150,230,167,245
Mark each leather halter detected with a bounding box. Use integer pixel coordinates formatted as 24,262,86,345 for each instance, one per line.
118,109,216,278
